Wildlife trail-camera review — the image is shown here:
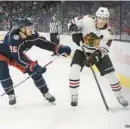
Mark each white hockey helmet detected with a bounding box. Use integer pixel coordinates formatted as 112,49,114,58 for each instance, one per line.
96,7,110,18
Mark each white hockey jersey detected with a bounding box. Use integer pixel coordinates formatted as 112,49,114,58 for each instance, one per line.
68,15,114,54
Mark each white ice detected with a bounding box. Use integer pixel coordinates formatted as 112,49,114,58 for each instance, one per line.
0,34,130,129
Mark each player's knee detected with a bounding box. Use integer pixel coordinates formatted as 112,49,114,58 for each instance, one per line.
105,72,119,84
1,77,14,95
34,77,46,86
0,61,10,79
1,77,13,88
0,61,14,94
33,76,48,93
0,61,13,88
31,73,42,80
69,64,81,80
31,74,46,87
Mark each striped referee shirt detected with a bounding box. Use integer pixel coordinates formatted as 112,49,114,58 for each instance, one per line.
49,21,60,34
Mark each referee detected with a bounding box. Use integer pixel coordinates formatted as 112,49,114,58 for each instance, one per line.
49,15,61,56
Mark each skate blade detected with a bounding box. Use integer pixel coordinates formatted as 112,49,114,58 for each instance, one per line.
71,106,77,111
70,104,78,111
9,104,17,109
108,107,130,113
50,101,56,105
44,99,56,105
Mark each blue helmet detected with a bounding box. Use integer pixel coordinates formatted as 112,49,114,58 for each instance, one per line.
12,18,33,29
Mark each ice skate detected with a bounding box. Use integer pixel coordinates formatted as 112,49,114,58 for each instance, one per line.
43,92,56,104
117,96,129,107
71,95,78,106
9,94,16,105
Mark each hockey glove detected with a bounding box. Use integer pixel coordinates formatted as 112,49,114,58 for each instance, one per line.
29,61,46,74
86,50,102,67
55,44,71,56
69,24,78,31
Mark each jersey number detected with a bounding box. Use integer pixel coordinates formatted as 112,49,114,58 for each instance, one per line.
9,46,18,52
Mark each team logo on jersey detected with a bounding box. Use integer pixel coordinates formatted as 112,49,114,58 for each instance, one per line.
13,35,20,40
83,32,100,47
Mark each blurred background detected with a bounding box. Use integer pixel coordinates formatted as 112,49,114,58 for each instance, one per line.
0,1,129,41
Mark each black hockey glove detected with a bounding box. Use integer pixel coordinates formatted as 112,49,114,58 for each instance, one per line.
86,50,102,67
69,24,78,31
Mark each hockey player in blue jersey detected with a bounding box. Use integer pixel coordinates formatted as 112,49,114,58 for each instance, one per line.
0,18,71,105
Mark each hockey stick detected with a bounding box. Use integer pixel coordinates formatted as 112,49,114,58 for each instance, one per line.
1,53,65,97
81,45,130,112
81,45,110,111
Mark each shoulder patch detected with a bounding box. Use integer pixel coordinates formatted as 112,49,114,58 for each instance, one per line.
13,35,20,40
108,28,114,35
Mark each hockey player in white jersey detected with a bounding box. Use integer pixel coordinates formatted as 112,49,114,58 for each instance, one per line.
68,7,129,107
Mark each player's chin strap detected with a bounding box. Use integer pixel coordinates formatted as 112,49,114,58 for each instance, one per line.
80,41,129,112
0,53,66,97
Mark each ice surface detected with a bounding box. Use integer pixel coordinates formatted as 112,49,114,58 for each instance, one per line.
0,34,130,129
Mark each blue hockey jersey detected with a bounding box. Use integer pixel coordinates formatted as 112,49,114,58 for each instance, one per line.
1,29,57,67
